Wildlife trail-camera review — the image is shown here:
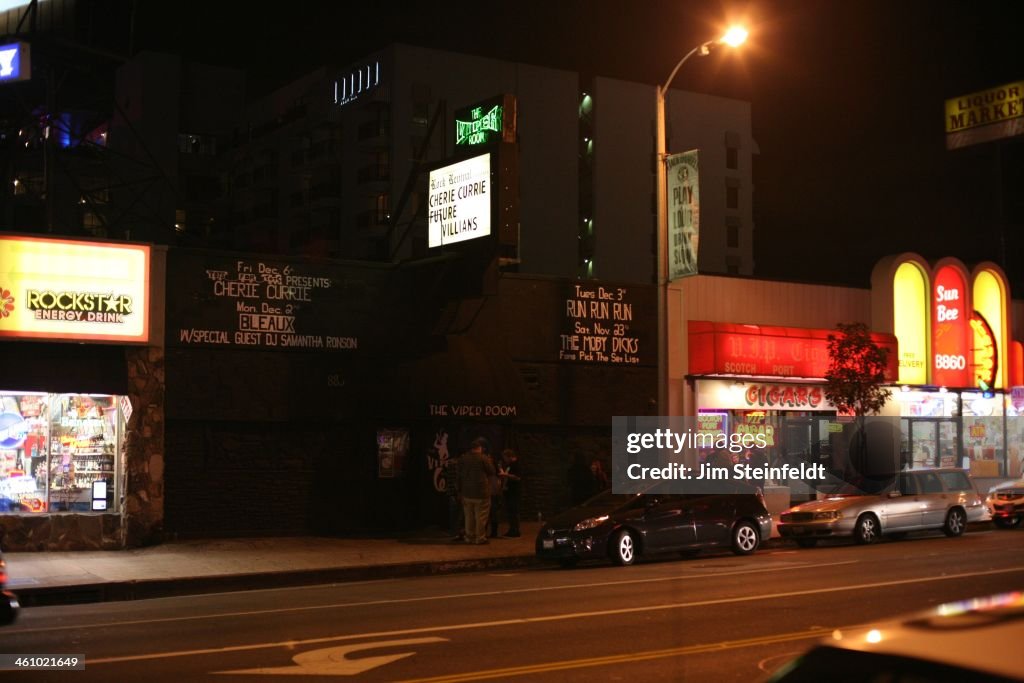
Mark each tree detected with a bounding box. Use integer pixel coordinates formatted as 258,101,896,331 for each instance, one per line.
824,322,892,416
825,322,895,481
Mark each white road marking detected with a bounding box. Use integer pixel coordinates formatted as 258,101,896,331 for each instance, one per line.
83,564,1024,666
212,637,448,677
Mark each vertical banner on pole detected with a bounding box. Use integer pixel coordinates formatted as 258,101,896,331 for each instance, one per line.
666,150,700,281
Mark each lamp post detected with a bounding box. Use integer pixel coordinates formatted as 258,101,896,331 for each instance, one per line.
655,26,747,415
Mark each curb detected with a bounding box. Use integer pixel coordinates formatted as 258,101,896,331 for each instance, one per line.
14,554,541,608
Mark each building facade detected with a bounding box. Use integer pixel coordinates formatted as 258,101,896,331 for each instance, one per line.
227,44,757,280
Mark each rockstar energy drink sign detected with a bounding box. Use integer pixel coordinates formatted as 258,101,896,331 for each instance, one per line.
0,236,150,343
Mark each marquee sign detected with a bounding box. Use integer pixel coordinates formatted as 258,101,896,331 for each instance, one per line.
0,236,150,343
427,153,492,247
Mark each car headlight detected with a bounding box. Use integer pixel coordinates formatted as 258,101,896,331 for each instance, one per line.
814,511,841,520
574,515,610,532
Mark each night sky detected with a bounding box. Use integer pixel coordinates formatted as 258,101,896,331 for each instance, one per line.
129,0,1024,289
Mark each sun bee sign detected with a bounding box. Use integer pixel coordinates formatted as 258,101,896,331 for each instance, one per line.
428,153,492,248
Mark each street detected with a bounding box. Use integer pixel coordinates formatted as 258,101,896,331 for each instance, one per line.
3,528,1023,682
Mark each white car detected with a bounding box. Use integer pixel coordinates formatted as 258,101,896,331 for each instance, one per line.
778,468,989,546
987,479,1024,529
769,591,1024,682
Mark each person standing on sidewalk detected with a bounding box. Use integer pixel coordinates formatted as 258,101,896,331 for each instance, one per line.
460,437,495,544
501,448,523,537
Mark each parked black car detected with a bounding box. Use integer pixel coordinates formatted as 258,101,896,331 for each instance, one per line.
0,548,18,625
536,490,772,567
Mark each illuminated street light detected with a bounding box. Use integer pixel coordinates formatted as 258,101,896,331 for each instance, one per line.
655,26,747,415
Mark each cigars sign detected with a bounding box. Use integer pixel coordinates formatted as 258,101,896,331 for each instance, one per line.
0,236,150,343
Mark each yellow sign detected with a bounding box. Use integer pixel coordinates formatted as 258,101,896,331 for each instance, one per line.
0,236,150,343
893,261,929,385
945,81,1024,133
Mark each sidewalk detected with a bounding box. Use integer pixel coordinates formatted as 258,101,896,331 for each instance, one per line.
5,523,546,608
5,520,788,608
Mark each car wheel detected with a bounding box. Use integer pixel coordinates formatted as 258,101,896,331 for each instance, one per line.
611,530,636,566
558,558,580,569
795,538,818,548
943,508,966,537
993,516,1022,529
731,521,760,555
854,514,879,544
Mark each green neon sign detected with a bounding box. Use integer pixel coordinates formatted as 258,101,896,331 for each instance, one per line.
455,104,503,146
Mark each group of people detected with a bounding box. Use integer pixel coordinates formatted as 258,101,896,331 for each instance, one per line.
443,438,522,544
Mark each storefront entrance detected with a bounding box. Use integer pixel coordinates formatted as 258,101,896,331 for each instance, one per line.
901,418,960,469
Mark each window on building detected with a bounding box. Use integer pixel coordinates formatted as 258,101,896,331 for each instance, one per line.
726,255,740,275
726,146,738,170
727,220,740,248
374,193,389,223
724,131,741,171
726,183,740,210
0,392,124,514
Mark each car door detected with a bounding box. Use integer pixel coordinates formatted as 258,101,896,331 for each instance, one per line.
884,472,924,530
915,471,949,528
690,495,737,546
641,495,698,551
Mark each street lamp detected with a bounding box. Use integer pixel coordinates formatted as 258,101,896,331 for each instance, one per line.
655,26,748,415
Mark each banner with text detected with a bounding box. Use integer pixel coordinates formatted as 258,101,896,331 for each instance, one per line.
666,149,700,281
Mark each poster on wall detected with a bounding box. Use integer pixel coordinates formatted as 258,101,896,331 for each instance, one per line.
666,150,700,281
377,428,409,478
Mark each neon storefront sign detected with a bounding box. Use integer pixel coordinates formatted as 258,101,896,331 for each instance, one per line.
931,263,970,387
970,312,998,390
0,236,150,343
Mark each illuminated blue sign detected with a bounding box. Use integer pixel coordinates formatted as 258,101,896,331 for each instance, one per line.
0,42,30,84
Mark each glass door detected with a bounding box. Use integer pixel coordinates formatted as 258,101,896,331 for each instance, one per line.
909,420,938,469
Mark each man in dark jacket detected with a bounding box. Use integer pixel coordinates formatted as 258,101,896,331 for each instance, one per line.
460,437,496,544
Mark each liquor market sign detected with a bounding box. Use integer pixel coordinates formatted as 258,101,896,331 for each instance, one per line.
168,251,362,352
0,236,150,343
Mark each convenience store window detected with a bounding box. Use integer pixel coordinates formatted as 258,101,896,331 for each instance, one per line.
0,392,123,514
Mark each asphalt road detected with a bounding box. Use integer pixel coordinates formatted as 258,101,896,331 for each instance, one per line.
3,528,1023,682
